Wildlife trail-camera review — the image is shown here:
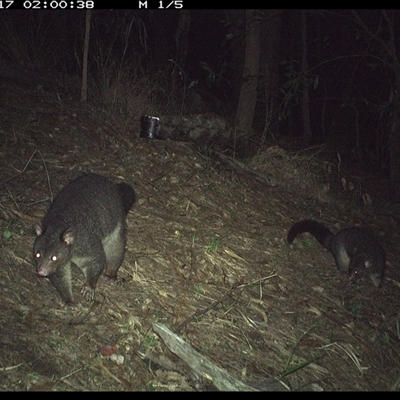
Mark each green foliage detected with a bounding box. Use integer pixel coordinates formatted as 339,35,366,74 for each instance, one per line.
347,301,362,315
278,59,320,121
280,323,324,378
0,11,66,69
297,239,317,248
92,11,147,82
206,236,222,253
200,60,232,89
143,335,158,350
27,371,39,380
194,284,205,295
220,11,245,46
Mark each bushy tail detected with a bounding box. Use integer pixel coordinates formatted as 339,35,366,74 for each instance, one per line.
287,219,334,250
116,182,136,214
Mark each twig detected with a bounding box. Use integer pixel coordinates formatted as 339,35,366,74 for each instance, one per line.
0,149,53,202
175,280,243,334
176,273,277,333
37,150,53,202
0,149,37,186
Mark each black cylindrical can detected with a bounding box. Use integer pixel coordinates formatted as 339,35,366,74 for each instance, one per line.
140,115,160,139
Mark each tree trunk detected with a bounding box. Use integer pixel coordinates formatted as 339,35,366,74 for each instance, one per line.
389,92,400,200
81,10,91,103
171,9,191,104
300,10,312,142
235,10,261,135
261,10,282,141
351,10,400,198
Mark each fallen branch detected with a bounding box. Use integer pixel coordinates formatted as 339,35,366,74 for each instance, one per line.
152,322,257,391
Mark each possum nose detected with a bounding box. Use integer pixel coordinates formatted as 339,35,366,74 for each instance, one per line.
37,269,49,277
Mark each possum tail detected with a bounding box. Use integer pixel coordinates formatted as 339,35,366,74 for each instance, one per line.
287,219,335,250
116,182,136,214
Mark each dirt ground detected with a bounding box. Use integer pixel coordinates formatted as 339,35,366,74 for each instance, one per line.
1,78,400,391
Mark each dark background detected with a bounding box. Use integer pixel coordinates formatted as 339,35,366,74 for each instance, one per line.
0,9,398,175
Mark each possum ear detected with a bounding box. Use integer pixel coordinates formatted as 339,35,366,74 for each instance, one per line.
62,229,75,245
364,259,373,269
34,223,43,236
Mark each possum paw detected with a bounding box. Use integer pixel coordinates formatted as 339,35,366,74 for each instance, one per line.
103,273,122,285
81,285,95,301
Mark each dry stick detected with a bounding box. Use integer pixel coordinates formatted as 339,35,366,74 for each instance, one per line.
0,149,37,186
0,149,53,201
215,151,279,187
0,363,23,372
153,322,258,391
176,282,242,334
37,150,53,201
176,273,277,334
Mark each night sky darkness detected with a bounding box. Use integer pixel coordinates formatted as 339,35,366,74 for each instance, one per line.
0,9,398,168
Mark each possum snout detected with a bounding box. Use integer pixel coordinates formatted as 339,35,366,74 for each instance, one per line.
37,268,50,277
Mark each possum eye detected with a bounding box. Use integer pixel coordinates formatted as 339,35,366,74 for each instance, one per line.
51,255,58,262
35,252,41,259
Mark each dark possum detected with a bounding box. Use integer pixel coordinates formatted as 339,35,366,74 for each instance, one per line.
287,219,385,287
33,173,135,304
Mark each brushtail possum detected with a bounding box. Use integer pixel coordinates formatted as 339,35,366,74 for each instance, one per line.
287,219,385,287
33,173,135,304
